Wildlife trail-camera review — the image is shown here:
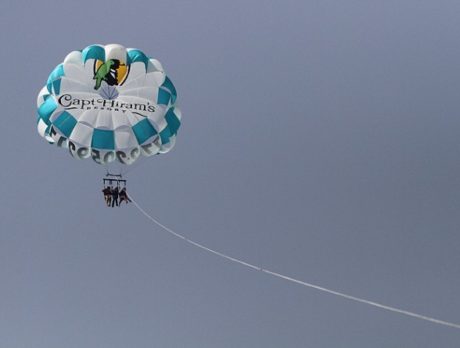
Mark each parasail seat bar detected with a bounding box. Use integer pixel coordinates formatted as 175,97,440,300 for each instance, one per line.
103,173,127,188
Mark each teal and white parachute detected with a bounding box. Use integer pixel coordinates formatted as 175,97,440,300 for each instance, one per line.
37,44,181,165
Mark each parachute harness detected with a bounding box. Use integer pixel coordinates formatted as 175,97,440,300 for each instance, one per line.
129,194,460,330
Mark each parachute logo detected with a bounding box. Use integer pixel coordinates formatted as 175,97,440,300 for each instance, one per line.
93,59,129,90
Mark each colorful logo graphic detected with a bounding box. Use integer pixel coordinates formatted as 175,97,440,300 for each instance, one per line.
93,59,129,90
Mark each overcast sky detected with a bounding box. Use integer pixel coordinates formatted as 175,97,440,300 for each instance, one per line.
0,0,459,347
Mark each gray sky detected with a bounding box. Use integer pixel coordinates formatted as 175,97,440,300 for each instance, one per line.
1,0,459,347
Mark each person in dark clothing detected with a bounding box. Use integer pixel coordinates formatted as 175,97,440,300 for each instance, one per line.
119,187,131,205
111,186,119,207
102,186,111,206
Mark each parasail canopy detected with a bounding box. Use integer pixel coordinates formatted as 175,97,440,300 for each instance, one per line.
37,44,181,165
